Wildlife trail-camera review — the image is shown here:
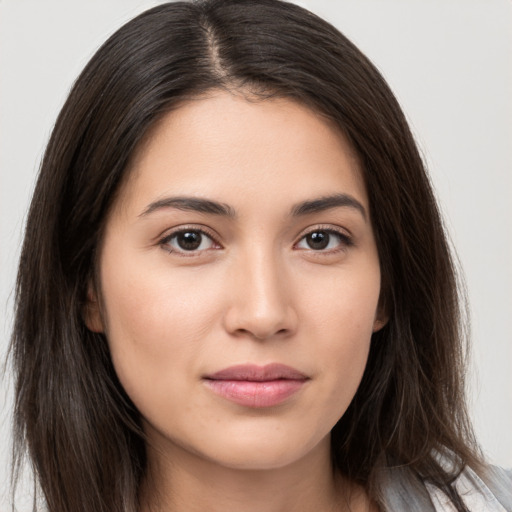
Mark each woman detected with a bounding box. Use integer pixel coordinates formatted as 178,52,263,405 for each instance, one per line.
9,1,511,511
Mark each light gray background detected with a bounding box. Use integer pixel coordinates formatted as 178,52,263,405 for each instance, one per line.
1,0,511,508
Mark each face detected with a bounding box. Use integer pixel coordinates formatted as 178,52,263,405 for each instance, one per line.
87,91,385,472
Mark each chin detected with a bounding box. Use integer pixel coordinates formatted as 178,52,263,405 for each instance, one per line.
211,447,300,471
196,428,330,472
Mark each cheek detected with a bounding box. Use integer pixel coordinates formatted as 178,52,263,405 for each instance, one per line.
301,269,380,419
301,261,381,344
101,246,224,343
98,254,223,411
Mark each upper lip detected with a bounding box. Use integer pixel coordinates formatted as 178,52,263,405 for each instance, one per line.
204,363,308,382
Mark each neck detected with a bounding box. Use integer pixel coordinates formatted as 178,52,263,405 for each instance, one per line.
139,434,366,512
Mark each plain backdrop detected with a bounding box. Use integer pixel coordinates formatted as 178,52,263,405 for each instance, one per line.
1,0,511,508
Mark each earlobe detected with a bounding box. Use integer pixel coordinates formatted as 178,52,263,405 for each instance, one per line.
372,288,390,333
372,316,388,333
372,304,389,333
83,283,104,333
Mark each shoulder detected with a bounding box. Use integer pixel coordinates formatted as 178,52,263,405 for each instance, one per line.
426,465,512,511
376,464,512,512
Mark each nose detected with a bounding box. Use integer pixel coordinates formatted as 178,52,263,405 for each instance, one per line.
222,248,298,341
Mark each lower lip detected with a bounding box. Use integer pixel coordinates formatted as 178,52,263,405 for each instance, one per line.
203,379,306,408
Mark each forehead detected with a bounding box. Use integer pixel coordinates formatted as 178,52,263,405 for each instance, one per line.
116,91,367,217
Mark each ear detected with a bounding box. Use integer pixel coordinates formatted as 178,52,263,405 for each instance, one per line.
83,282,104,333
372,315,388,333
372,302,389,333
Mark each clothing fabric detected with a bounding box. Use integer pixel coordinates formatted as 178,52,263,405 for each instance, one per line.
377,464,512,511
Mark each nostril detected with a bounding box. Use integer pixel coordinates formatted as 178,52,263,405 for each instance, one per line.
231,326,290,341
222,284,298,340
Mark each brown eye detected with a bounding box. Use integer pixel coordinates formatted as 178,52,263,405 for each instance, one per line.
296,229,353,252
176,231,203,250
161,229,218,254
305,231,330,250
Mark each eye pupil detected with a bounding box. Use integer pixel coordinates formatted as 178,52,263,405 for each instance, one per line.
177,231,202,250
307,231,329,250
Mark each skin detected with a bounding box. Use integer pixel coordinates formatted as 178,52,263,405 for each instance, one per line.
86,91,384,512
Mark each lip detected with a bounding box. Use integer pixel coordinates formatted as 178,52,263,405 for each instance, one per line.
203,364,309,408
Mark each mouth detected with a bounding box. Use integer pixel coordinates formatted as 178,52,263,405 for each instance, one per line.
202,363,309,408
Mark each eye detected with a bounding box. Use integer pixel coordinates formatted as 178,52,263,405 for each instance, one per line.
160,228,220,255
295,229,352,252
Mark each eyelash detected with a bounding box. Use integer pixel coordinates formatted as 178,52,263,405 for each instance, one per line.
159,225,220,257
158,225,354,257
295,225,354,254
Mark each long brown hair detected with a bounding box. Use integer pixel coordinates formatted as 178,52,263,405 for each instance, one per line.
10,1,482,510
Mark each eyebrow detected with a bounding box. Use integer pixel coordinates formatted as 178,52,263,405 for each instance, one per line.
139,193,366,221
139,197,236,218
290,193,367,220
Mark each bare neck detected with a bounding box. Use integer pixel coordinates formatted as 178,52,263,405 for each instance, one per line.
140,436,376,512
